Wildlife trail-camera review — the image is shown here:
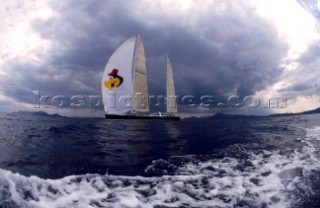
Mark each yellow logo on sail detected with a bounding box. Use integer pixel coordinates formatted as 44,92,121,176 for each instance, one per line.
104,68,124,90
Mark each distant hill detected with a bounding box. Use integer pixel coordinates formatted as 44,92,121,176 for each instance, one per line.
14,111,63,117
207,107,320,120
268,107,320,117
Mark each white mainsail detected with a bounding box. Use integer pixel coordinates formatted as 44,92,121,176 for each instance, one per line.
166,57,178,113
132,35,149,112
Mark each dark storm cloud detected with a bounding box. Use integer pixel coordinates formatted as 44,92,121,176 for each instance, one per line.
0,100,11,106
279,83,311,93
276,40,320,99
298,43,320,64
1,0,289,113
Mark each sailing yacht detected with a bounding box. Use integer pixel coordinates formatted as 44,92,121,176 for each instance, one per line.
101,35,180,120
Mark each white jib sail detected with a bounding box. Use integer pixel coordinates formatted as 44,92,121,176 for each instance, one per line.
132,35,149,112
167,57,178,113
102,37,136,115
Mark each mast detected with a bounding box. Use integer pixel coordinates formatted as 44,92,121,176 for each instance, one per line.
132,35,149,112
167,57,178,113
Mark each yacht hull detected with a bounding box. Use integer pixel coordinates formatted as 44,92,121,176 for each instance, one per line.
105,114,180,120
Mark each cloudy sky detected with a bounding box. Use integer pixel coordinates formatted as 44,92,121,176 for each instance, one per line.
0,0,319,117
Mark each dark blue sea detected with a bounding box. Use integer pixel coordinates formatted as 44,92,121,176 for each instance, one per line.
0,113,320,208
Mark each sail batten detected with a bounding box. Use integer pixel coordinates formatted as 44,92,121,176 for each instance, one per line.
167,57,178,113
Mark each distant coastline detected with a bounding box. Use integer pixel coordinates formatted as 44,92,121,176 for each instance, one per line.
12,111,64,118
184,107,320,120
8,106,320,120
209,107,320,119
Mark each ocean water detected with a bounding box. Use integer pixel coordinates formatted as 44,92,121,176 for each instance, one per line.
0,113,320,208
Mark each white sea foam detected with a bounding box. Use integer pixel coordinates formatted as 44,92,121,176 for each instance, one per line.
1,126,320,208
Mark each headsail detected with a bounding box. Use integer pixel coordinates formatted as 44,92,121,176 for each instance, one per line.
167,57,178,113
132,35,149,112
102,37,136,115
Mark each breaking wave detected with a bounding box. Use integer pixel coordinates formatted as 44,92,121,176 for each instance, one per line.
1,126,320,208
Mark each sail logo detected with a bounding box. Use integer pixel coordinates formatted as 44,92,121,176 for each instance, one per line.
104,68,124,90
